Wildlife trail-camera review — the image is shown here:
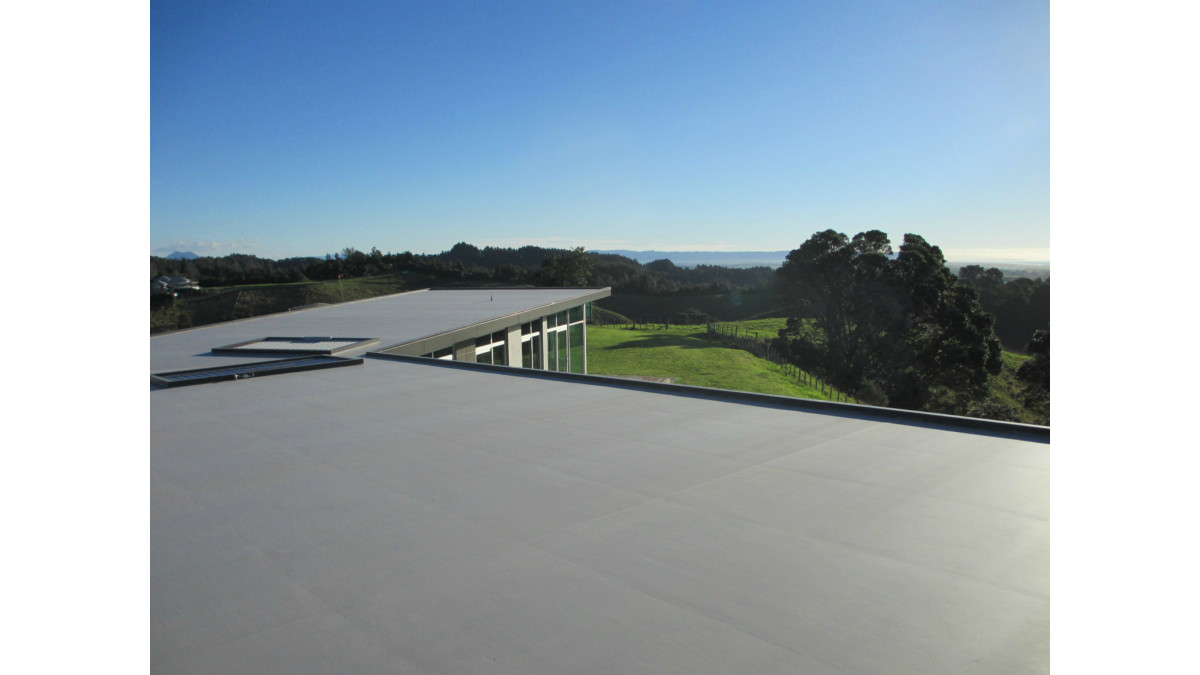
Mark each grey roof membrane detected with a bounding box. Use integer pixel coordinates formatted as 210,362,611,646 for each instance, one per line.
150,288,605,373
151,354,1048,673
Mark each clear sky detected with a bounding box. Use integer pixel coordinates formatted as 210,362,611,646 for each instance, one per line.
151,0,1049,262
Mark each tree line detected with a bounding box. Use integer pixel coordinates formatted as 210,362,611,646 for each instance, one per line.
151,241,1047,360
150,243,777,295
773,230,1049,422
956,265,1049,351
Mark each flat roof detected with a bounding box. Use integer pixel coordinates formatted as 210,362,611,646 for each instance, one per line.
150,287,609,372
151,356,1048,672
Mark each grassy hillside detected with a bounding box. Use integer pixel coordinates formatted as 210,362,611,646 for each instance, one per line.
587,324,844,402
969,350,1045,424
588,320,1044,423
716,317,789,337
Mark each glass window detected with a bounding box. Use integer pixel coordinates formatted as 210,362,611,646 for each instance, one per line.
522,334,541,369
557,310,568,326
557,330,568,372
474,331,506,363
569,306,583,323
569,323,584,373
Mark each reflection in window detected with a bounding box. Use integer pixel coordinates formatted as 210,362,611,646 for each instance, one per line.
518,324,542,369
414,307,587,371
569,323,584,373
529,305,588,373
475,331,506,365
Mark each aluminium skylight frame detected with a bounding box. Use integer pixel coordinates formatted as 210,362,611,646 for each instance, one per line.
211,336,379,356
151,355,363,388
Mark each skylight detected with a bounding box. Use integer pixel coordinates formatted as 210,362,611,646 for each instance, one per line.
211,336,378,355
151,355,362,388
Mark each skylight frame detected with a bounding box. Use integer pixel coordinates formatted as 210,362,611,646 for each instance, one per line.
151,355,363,388
211,336,379,356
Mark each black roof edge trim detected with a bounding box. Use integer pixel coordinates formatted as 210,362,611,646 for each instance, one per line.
368,352,1050,442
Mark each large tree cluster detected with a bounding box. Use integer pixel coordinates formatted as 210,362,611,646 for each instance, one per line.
776,230,1002,413
957,265,1049,350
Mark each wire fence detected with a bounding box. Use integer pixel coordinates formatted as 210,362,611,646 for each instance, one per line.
705,322,857,404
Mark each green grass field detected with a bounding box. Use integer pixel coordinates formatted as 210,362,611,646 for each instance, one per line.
587,320,1043,422
715,317,789,338
586,324,843,401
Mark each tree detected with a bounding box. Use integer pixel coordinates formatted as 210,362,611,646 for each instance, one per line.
644,258,678,274
957,265,1005,307
341,247,370,277
891,234,1002,411
446,242,481,263
538,247,592,286
1016,329,1050,422
776,229,904,393
777,230,1001,412
369,246,386,274
958,266,1049,350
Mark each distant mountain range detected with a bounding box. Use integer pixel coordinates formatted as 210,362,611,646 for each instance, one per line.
595,250,790,268
164,251,199,260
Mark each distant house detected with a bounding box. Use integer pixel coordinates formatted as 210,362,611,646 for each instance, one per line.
168,276,200,291
152,276,200,294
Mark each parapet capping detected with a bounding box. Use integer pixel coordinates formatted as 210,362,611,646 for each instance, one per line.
374,286,612,357
366,351,1051,442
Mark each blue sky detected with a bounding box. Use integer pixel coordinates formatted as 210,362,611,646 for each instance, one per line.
151,0,1049,261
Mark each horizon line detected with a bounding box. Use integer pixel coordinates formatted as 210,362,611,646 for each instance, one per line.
152,246,1051,267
